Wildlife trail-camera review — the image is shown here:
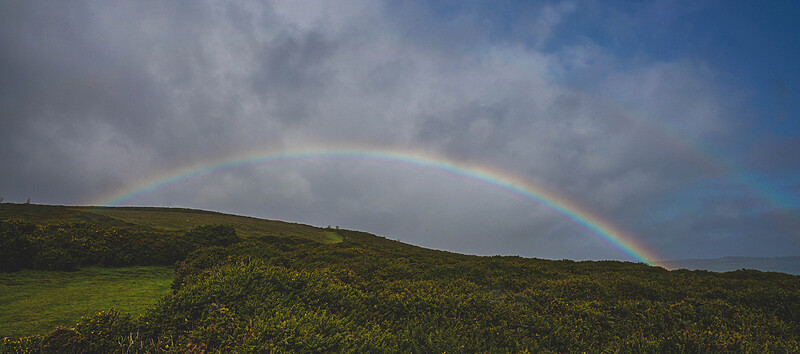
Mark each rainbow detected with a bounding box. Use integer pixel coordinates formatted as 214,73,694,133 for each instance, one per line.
93,144,663,266
599,94,799,212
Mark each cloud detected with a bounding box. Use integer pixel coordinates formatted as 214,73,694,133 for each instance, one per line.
527,1,577,48
1,0,795,261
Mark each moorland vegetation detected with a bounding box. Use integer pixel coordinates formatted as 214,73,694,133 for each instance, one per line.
1,204,799,352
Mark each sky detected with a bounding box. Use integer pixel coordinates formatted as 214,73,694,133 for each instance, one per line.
1,0,799,263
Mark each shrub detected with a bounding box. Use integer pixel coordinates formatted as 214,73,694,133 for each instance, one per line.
40,327,85,353
2,221,218,270
74,309,136,353
33,247,77,271
172,246,229,291
0,220,35,271
185,224,240,247
1,335,43,353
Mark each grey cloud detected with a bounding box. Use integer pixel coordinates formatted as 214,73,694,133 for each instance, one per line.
745,136,800,173
1,0,794,261
655,208,800,259
250,30,338,125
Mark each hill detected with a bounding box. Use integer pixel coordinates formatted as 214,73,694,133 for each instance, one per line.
2,203,800,352
663,256,800,275
0,203,341,243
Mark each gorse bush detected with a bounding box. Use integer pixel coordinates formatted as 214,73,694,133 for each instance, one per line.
0,220,240,271
0,219,35,271
2,220,800,352
32,247,78,272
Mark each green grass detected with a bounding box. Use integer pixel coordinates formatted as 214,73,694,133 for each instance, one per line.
0,266,174,338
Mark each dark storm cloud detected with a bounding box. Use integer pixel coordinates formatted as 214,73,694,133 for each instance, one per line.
0,2,174,201
0,2,171,131
250,30,338,125
1,0,796,261
654,207,800,259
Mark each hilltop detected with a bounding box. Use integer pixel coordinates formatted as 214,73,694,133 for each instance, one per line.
0,203,341,244
2,203,799,352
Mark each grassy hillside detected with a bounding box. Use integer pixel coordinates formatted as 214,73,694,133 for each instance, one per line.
0,203,341,243
2,204,800,352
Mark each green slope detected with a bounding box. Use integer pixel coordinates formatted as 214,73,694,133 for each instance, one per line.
0,203,341,244
2,203,799,352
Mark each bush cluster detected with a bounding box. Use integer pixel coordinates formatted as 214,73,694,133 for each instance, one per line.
0,220,239,271
0,219,35,271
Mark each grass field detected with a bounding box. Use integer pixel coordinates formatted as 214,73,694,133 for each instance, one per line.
0,266,173,338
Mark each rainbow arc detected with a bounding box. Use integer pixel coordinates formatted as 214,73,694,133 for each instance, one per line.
94,144,663,266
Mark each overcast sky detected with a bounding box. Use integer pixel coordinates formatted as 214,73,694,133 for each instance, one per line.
2,0,799,262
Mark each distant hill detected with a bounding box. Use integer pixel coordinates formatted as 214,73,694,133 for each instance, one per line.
662,256,800,275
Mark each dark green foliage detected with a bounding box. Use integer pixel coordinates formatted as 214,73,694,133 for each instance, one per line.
32,247,78,271
120,236,800,352
0,220,35,271
184,224,240,247
0,203,339,244
39,327,84,353
2,214,800,352
0,220,235,271
5,310,138,353
171,246,230,292
72,309,136,353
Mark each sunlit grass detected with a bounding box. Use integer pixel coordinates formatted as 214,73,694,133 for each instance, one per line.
0,266,173,338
